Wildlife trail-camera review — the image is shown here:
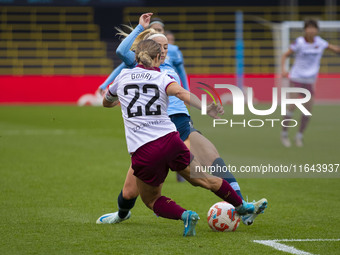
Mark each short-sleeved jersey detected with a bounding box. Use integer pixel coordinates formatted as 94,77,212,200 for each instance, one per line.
108,65,177,154
289,36,329,84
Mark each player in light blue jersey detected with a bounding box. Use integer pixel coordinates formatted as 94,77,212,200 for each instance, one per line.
96,13,267,226
97,19,189,93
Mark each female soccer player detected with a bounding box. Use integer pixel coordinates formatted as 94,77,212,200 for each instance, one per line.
97,13,267,226
97,18,189,93
101,39,256,236
148,17,187,182
280,19,340,147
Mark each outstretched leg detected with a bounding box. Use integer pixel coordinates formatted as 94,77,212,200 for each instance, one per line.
177,161,251,214
185,131,244,200
177,161,267,222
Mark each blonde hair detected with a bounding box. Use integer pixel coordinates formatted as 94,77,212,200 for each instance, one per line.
135,40,161,67
116,25,158,51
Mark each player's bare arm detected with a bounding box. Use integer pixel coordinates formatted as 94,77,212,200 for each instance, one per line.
327,44,340,54
281,48,294,78
166,82,224,119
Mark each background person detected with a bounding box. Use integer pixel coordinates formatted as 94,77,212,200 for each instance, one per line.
280,19,340,147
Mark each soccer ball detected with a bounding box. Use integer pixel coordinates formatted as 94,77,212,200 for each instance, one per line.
207,201,240,232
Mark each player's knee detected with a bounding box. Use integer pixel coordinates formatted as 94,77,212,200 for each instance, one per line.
139,196,153,209
202,151,220,167
145,198,158,210
138,193,158,209
209,153,220,165
122,185,139,199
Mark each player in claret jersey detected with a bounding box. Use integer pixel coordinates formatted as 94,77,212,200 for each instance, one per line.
100,39,257,236
281,19,340,147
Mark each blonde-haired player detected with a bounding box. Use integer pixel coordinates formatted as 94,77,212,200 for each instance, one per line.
100,39,257,236
97,13,267,227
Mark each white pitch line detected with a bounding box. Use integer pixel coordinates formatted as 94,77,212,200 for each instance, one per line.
253,239,340,255
253,240,313,255
270,239,340,242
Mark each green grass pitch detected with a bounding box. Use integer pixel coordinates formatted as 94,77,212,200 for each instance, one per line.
0,105,339,255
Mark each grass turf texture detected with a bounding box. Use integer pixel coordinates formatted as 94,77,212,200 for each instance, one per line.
0,105,339,255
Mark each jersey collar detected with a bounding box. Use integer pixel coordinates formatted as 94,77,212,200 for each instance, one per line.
136,64,161,72
303,36,315,44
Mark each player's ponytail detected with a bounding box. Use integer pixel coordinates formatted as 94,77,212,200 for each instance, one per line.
137,51,153,67
116,25,157,51
135,40,161,68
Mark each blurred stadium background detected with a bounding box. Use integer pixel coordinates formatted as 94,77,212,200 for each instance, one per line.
0,0,339,104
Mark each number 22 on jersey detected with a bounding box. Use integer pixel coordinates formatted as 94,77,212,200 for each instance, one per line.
124,84,161,118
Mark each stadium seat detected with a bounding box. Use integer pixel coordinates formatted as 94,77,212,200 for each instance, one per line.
0,6,113,75
123,6,339,74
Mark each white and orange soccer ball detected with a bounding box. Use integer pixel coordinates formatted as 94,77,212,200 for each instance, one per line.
207,201,241,232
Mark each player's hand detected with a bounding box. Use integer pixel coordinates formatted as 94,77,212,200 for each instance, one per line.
207,103,224,119
281,70,289,78
139,13,153,29
97,87,106,96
